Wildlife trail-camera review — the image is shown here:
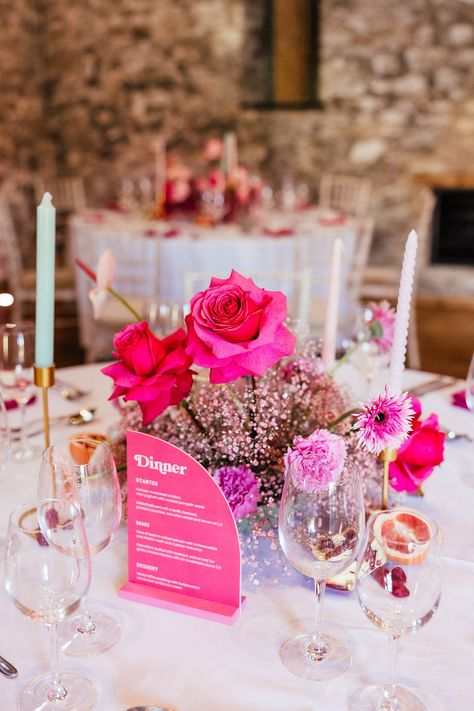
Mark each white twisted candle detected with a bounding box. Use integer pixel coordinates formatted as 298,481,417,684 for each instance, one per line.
389,229,418,395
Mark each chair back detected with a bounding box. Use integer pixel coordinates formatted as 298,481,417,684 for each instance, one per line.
319,174,372,218
0,196,22,291
35,176,87,212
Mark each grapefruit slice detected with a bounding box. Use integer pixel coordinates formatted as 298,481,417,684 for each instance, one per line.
373,509,433,565
68,434,108,465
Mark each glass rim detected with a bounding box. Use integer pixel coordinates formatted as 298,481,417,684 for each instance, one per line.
8,498,79,534
368,508,440,547
42,437,112,466
285,455,360,482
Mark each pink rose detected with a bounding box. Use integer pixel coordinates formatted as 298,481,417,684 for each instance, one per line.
390,396,445,493
285,429,347,492
102,322,194,425
185,270,296,383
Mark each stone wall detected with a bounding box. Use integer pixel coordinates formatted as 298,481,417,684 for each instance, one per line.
1,0,474,270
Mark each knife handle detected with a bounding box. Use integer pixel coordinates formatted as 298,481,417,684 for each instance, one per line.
0,655,18,678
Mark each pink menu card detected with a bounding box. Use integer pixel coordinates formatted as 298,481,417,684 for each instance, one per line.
119,430,244,624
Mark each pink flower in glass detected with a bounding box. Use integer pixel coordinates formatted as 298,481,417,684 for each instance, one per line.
285,428,347,492
366,300,396,353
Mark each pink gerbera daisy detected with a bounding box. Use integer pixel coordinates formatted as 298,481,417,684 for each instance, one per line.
354,388,414,455
366,300,396,354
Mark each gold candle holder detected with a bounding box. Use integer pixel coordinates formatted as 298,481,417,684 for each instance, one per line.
33,365,55,449
379,447,398,510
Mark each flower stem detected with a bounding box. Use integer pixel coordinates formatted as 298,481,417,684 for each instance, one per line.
326,408,360,430
330,340,360,372
108,287,142,322
181,400,206,434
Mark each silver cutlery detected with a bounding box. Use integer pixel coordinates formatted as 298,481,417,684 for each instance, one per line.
126,707,174,711
446,429,473,444
53,379,90,400
0,655,18,678
409,375,456,397
9,408,97,441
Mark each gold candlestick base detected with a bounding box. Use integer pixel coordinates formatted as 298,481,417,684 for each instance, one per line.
379,448,398,510
34,365,55,449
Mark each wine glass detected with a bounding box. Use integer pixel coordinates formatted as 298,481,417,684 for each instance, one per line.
5,498,96,710
350,508,442,710
0,322,36,460
465,352,474,412
0,392,11,470
38,438,122,656
278,459,365,680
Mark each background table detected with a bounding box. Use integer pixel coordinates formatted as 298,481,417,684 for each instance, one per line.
0,364,472,709
70,210,360,360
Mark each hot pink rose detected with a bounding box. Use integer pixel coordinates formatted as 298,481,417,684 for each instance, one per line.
102,322,194,425
185,270,296,383
389,396,445,493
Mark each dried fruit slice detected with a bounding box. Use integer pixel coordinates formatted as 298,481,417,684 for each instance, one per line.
373,510,433,565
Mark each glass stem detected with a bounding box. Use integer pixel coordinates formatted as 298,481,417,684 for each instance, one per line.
19,402,29,453
380,634,400,711
77,598,97,635
307,579,327,661
46,623,67,702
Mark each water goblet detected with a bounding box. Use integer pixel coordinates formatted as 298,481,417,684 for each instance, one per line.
278,459,365,680
0,392,11,470
0,322,36,460
350,508,442,710
4,498,96,710
38,438,122,656
465,352,474,412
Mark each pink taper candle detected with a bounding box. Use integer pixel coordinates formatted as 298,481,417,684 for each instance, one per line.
389,229,418,395
321,237,343,369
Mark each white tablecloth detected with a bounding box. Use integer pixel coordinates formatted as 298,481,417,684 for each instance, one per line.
0,365,472,709
70,211,360,357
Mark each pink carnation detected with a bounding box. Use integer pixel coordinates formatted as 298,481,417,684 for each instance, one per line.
285,429,347,492
214,465,261,519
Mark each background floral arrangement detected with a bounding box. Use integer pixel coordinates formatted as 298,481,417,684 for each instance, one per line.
156,138,261,224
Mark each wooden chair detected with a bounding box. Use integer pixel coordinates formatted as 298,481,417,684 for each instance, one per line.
361,189,436,369
319,174,372,218
34,176,87,213
0,195,76,323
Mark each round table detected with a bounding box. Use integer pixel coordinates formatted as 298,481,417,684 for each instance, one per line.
0,364,472,709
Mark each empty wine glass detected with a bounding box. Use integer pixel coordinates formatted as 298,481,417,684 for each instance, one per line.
38,438,122,656
5,498,95,710
465,352,474,412
146,299,186,337
350,508,442,710
278,459,365,680
0,322,36,460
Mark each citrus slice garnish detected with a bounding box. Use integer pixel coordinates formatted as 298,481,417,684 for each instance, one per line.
373,509,433,565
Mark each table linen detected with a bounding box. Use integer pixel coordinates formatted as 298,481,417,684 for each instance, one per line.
0,364,472,709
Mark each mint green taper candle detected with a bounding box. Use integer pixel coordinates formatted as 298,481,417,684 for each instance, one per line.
35,192,56,368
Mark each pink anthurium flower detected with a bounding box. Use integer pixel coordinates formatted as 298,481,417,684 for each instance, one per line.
89,249,117,319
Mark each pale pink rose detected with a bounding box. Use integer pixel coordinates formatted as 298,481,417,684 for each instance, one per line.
89,249,116,319
185,270,296,384
203,138,223,161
